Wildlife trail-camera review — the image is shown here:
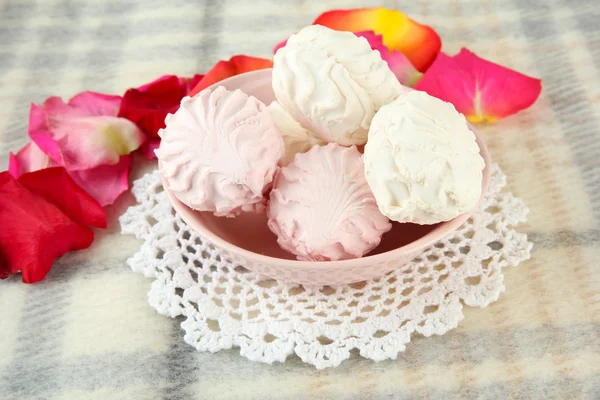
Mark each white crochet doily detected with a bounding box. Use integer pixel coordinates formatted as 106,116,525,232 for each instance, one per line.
120,164,532,369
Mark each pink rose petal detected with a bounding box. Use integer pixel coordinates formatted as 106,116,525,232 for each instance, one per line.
68,92,122,117
9,91,147,206
69,156,132,206
9,142,57,178
414,48,542,122
355,31,422,87
274,38,287,53
29,93,145,170
8,141,132,206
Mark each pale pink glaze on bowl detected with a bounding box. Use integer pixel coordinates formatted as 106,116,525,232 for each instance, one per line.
161,69,492,285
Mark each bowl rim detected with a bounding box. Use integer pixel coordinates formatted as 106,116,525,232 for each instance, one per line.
162,68,492,271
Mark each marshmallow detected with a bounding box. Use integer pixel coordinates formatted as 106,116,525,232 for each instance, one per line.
267,143,391,261
272,25,402,146
364,91,485,224
156,87,284,217
267,101,325,166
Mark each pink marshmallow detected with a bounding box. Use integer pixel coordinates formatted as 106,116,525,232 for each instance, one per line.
267,143,392,261
156,87,284,217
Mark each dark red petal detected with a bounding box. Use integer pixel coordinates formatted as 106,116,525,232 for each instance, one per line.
0,171,95,283
138,138,160,159
118,75,189,138
17,167,107,228
182,74,204,93
0,250,9,280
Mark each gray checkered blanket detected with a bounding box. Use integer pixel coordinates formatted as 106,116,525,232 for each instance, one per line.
1,0,599,399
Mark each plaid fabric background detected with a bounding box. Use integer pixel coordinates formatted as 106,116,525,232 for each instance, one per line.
1,0,599,399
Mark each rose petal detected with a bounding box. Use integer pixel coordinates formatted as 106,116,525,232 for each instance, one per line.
274,39,288,53
355,31,422,86
68,91,122,117
0,169,99,283
188,55,274,97
414,48,542,122
8,142,57,178
274,30,422,86
314,7,441,72
29,96,145,170
18,167,106,228
135,74,203,93
69,156,132,206
0,250,8,280
7,141,130,206
118,75,203,139
140,138,160,159
181,74,204,92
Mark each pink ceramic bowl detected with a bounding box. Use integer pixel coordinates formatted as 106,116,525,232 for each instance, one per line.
161,69,492,285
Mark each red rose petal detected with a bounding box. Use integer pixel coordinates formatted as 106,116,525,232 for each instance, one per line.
18,167,107,228
118,74,205,140
0,250,9,280
189,55,274,97
139,138,161,159
118,75,188,139
182,74,204,93
0,170,99,283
